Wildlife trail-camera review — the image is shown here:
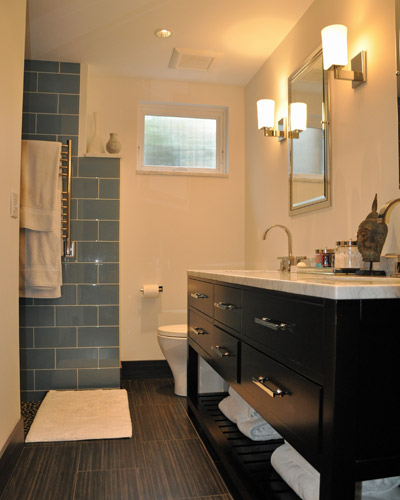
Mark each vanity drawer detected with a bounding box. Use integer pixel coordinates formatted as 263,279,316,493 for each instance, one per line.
188,309,213,354
207,326,239,383
188,279,214,318
241,343,321,454
214,284,242,333
242,289,323,376
189,311,239,382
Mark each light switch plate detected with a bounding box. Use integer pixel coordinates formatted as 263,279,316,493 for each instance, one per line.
10,191,18,218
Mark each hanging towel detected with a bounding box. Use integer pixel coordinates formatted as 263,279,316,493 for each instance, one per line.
270,441,400,500
19,140,62,298
20,140,61,231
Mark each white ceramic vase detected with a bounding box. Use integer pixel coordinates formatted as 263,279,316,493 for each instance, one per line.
87,112,105,154
106,133,121,154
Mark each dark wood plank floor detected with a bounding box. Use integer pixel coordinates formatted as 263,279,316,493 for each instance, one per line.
1,378,233,500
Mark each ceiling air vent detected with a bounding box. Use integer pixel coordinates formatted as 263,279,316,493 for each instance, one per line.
169,48,222,71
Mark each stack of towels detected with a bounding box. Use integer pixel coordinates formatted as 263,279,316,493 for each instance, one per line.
271,441,400,500
218,386,282,441
19,140,62,298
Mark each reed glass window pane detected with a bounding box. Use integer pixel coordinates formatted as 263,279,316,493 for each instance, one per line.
144,115,217,169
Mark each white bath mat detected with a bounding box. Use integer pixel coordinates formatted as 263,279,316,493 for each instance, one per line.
25,389,132,443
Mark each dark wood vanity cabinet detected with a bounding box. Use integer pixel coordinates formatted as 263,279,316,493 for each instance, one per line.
187,276,400,500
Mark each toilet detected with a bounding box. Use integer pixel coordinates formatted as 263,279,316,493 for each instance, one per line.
157,324,227,397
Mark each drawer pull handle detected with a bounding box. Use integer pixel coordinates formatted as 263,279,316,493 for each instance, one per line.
255,316,292,332
191,292,208,299
214,302,237,311
190,326,208,336
252,376,288,398
211,345,233,358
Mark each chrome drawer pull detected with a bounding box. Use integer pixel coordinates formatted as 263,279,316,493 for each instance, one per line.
255,316,292,332
252,376,288,398
211,345,233,358
191,292,208,299
190,326,207,336
214,302,237,311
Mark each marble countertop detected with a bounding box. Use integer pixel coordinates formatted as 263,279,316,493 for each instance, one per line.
187,269,400,300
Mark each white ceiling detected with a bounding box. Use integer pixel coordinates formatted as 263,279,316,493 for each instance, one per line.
25,0,315,86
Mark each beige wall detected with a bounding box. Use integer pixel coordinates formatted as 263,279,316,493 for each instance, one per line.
0,0,26,453
85,76,245,360
245,0,399,269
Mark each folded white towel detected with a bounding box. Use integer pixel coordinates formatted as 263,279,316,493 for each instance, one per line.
237,416,282,441
20,140,61,231
218,386,282,441
271,442,400,500
228,386,259,418
218,387,259,423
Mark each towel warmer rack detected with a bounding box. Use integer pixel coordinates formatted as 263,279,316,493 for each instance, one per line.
60,140,74,257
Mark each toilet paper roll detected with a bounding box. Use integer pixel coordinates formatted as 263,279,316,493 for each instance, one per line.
141,284,160,298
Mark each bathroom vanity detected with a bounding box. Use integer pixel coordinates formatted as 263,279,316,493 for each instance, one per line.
187,270,400,500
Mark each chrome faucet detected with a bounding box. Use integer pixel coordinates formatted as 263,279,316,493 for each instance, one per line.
262,224,306,272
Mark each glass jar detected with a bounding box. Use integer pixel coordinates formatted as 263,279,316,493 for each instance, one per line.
315,247,335,268
334,240,362,273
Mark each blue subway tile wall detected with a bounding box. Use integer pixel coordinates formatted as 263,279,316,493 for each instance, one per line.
20,60,120,401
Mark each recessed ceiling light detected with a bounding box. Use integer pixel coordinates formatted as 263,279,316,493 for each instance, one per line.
154,28,172,39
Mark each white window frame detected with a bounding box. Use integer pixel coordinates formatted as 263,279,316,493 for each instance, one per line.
137,101,228,176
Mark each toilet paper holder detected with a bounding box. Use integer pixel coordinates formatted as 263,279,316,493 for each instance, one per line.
140,285,163,293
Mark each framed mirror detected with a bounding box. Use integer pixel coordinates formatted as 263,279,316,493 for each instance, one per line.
288,48,331,215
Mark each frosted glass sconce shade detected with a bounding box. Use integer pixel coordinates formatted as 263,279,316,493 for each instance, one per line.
257,99,275,129
290,102,307,131
321,24,348,70
321,24,366,89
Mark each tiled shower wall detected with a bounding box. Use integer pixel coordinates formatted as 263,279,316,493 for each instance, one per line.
19,60,120,401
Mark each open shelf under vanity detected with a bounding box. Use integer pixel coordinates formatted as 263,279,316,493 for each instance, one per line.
187,392,300,500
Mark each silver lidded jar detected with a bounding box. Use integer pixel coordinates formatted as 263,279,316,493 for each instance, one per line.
334,240,362,273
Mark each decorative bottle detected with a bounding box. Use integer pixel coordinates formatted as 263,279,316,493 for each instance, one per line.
87,112,104,154
106,133,121,154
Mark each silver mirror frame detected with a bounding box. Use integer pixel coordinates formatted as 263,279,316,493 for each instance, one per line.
288,47,331,216
396,0,400,188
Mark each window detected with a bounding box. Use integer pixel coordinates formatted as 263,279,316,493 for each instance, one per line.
137,102,228,176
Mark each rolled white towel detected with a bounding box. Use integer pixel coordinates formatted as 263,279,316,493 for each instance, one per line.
228,386,259,419
271,442,319,500
218,396,247,424
237,416,282,441
271,442,400,500
362,477,400,495
218,387,259,423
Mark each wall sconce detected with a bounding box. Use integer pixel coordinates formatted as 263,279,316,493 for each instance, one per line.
321,24,367,89
288,102,307,139
257,99,286,142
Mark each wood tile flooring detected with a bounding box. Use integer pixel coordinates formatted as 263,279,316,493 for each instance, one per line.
1,378,233,500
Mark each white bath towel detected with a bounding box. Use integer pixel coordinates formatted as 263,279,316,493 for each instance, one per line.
271,442,320,500
271,441,400,500
19,140,62,298
19,212,62,298
20,140,61,231
218,386,282,441
237,415,282,441
218,387,259,423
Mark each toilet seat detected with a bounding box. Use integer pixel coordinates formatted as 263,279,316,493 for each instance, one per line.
157,324,187,338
